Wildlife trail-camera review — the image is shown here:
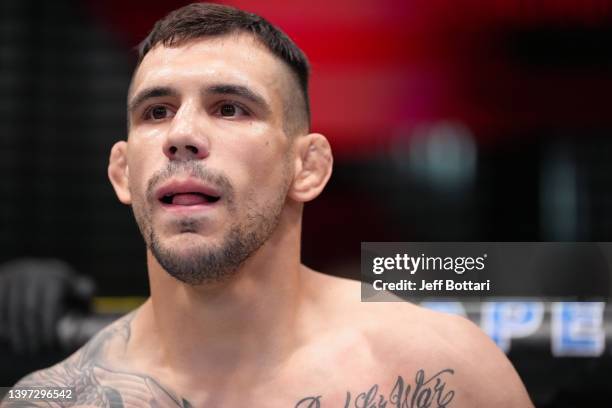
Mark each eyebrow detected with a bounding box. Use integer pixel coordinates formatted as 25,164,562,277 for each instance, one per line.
204,84,270,114
127,83,271,118
128,86,178,115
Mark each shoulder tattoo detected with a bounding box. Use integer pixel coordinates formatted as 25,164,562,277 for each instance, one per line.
1,313,193,408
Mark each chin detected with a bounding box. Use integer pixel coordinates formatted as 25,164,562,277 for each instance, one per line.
163,232,218,251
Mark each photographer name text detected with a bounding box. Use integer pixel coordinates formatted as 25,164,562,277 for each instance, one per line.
373,279,491,292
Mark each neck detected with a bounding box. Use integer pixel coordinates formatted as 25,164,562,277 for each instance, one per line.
131,204,309,386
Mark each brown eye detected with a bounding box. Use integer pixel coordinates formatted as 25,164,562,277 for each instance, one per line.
220,104,236,117
151,106,168,119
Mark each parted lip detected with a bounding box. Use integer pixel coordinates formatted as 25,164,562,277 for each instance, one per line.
155,178,222,202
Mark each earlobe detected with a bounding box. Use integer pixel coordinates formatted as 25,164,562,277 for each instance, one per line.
289,133,333,202
108,141,132,205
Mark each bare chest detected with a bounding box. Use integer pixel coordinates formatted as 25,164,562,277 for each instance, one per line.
288,369,457,408
180,365,458,408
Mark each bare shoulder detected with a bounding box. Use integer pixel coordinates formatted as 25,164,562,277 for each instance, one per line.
399,306,532,406
368,302,533,407
309,272,533,407
0,311,192,408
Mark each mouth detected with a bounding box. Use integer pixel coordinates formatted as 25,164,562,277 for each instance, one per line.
155,180,222,208
159,192,220,206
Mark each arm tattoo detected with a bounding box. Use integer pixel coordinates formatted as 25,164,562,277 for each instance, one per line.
1,313,192,408
295,369,456,408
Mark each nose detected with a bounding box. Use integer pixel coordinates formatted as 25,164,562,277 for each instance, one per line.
163,104,210,161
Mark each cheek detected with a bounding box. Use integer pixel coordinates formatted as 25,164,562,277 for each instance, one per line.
237,147,291,201
126,146,158,200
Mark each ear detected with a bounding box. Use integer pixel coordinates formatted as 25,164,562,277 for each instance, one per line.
108,141,132,205
289,133,333,202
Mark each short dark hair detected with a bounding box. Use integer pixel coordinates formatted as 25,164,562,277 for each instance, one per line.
135,2,311,133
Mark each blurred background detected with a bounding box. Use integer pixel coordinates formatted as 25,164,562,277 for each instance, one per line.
1,0,612,406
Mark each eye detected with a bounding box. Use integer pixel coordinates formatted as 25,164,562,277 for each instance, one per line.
143,105,174,121
221,104,236,116
217,103,249,118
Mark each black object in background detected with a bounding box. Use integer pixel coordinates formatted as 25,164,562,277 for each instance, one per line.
0,258,95,354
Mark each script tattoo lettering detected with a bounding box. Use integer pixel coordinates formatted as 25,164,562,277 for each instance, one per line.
295,396,323,408
295,369,455,408
0,313,193,408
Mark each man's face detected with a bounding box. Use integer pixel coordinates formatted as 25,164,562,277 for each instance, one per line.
124,34,296,284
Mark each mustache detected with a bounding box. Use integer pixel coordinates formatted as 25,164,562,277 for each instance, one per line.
145,160,234,204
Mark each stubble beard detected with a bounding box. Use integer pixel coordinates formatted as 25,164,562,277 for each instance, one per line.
132,161,289,286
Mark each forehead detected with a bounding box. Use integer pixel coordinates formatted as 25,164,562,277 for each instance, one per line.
130,33,292,108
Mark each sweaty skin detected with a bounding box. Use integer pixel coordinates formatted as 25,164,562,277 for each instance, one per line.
2,34,533,408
